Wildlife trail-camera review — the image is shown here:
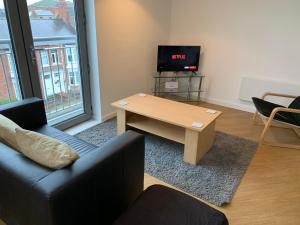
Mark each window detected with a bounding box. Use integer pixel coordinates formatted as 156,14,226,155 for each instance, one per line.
67,53,73,62
68,71,80,85
75,73,81,84
41,51,49,65
51,50,58,64
68,55,72,62
0,2,22,105
7,53,22,100
7,54,16,77
66,47,78,64
69,71,75,85
70,77,75,85
2,0,92,129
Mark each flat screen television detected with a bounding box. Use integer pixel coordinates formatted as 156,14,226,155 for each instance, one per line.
157,45,201,72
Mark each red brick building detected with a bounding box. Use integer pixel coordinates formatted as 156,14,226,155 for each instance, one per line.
0,49,17,103
0,0,79,104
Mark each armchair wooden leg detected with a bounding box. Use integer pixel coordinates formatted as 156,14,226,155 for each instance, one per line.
253,111,258,122
253,111,257,121
259,117,273,147
252,111,265,126
260,120,300,150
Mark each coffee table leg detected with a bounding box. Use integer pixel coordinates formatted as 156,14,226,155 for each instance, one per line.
184,121,216,165
117,109,126,135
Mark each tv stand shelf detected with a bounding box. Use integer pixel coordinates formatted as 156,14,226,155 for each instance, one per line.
153,72,205,102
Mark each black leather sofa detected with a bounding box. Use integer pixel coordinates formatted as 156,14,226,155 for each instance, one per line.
0,98,145,225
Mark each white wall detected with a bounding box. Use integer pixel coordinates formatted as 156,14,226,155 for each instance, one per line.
169,0,300,111
93,0,171,119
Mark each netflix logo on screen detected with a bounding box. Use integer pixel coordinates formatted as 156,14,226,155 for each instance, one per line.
172,54,186,60
157,46,201,72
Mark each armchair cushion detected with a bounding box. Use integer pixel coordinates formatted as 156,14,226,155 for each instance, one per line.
252,97,300,126
288,96,300,125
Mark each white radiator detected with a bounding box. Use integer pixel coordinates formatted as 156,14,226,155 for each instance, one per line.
239,77,300,103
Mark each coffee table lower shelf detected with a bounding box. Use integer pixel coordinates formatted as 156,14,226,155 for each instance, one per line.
127,114,185,144
116,109,216,165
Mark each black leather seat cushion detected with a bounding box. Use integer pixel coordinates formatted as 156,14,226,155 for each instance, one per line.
34,125,97,156
114,185,228,225
288,96,300,125
252,97,300,126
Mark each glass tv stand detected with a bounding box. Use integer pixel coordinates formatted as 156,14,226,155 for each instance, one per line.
153,72,205,102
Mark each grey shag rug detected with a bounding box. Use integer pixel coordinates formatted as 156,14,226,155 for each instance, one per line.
76,119,257,206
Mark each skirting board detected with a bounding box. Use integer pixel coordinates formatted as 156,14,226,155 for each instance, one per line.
190,90,256,113
202,97,256,113
102,111,117,122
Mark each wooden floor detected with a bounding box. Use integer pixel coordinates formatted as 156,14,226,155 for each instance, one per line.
145,102,300,225
1,102,300,225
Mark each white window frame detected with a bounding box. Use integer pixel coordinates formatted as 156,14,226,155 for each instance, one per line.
41,50,50,66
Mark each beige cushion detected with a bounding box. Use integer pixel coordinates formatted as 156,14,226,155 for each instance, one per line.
0,114,21,150
15,128,80,169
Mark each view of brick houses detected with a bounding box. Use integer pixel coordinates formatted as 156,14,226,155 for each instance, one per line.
0,0,83,121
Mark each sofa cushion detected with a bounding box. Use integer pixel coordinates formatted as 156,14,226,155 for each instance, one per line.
16,128,80,169
288,96,300,126
114,185,228,225
0,114,21,150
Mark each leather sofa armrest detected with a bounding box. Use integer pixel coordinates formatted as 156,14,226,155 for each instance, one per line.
26,131,144,225
0,98,47,129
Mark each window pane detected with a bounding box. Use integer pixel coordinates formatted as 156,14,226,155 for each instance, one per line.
0,0,22,105
27,0,84,124
41,50,49,65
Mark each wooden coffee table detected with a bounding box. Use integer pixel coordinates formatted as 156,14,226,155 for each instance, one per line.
111,94,222,165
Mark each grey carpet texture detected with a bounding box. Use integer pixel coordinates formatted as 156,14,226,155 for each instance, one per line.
76,118,258,206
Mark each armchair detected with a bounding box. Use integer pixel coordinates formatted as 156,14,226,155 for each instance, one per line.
252,92,300,149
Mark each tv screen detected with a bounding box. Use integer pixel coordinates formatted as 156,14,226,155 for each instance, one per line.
157,45,201,72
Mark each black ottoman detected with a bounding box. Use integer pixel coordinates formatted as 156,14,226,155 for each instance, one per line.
114,185,228,225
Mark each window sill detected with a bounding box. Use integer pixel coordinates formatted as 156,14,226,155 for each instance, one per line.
64,119,101,135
